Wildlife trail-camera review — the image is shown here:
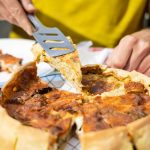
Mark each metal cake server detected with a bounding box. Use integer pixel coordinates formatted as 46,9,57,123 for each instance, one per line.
27,14,75,57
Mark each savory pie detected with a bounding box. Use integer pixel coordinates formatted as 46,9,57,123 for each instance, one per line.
0,61,150,150
0,50,22,73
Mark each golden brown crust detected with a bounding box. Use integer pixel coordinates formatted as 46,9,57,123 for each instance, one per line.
0,53,22,73
0,106,51,150
81,102,110,132
129,71,150,94
81,93,150,133
103,67,150,93
15,125,55,150
124,81,147,94
1,62,39,102
127,115,150,150
0,54,21,64
0,106,20,150
79,126,133,150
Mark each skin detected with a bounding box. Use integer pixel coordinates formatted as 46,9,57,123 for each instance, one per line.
0,0,35,35
0,1,149,76
105,29,150,76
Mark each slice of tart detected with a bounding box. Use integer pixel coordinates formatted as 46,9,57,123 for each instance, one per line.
31,39,82,91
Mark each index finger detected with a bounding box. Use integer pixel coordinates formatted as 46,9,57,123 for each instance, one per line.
2,0,33,35
20,0,35,13
106,35,137,69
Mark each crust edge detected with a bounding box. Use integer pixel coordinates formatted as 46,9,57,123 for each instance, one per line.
79,126,133,150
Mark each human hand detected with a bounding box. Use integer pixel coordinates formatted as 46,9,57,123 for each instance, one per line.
105,29,150,76
0,0,35,35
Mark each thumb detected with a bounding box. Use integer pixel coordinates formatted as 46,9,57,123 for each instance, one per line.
20,0,35,13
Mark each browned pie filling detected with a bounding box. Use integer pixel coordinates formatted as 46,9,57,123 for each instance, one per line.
81,65,123,95
3,87,150,135
1,63,150,138
81,65,148,96
1,63,82,137
82,93,150,132
80,65,150,132
3,86,82,136
124,81,147,93
82,74,118,95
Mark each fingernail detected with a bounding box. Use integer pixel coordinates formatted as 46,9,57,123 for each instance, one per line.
28,4,35,11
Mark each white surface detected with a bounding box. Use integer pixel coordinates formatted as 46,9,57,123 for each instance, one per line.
77,41,112,65
0,39,34,63
0,39,54,84
0,39,112,87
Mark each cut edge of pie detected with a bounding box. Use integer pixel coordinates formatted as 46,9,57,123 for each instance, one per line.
79,126,133,150
77,114,150,150
31,38,82,92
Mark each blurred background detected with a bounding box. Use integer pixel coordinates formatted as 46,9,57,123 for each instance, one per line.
0,21,12,38
0,13,150,39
